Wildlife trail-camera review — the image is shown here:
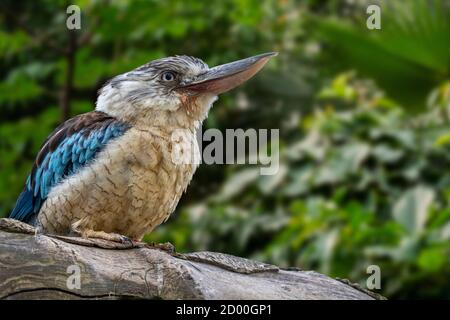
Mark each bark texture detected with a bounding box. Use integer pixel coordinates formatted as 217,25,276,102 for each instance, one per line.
0,221,382,300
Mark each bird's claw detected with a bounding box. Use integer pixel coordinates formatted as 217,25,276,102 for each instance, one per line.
72,230,142,249
111,233,133,245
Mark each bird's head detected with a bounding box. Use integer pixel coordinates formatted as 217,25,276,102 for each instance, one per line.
96,52,277,128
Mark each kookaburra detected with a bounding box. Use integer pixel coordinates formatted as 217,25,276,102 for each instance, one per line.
9,52,277,243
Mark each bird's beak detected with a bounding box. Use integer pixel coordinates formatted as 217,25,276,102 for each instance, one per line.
179,52,278,94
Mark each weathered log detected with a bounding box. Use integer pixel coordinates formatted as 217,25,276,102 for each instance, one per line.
0,219,382,300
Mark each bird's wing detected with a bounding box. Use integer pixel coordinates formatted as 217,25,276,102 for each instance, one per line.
9,111,131,224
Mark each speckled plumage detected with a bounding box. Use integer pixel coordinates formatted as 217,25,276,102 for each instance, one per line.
10,112,131,224
12,110,202,240
38,123,198,240
9,53,275,241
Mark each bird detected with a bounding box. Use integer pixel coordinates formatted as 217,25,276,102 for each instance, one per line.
8,52,277,244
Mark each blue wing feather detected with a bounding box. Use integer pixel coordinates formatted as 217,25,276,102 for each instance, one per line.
10,187,34,221
9,111,130,224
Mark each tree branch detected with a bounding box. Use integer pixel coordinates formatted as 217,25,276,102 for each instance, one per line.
0,220,383,300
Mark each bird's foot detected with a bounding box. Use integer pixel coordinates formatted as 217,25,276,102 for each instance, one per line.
76,229,144,249
48,229,144,250
0,218,36,235
145,241,176,254
82,230,133,244
0,219,174,252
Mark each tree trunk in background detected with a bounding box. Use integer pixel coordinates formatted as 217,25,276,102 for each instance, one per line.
59,31,76,122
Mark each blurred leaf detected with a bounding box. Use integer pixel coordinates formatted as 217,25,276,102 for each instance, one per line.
372,144,404,163
214,168,259,201
314,0,450,110
418,247,447,272
393,186,435,234
258,164,287,194
0,30,30,57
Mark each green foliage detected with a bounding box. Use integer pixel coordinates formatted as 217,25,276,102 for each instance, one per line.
0,30,30,58
1,0,449,299
0,108,60,214
148,74,450,298
314,0,450,110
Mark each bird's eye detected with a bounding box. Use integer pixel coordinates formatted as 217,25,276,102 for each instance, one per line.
161,71,177,82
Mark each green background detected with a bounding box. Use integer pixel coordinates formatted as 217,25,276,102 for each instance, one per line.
0,0,449,299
